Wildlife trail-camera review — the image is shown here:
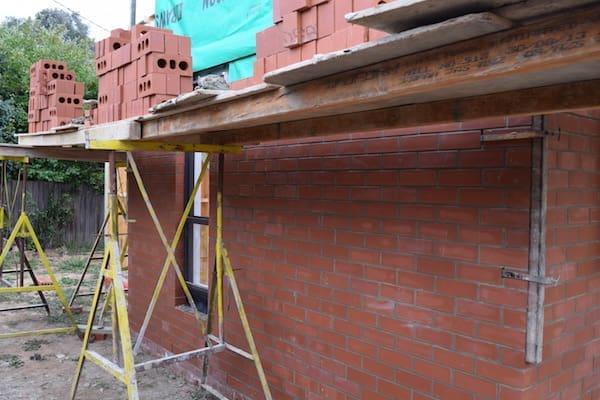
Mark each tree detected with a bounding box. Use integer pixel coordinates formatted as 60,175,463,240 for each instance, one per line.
35,8,90,43
0,15,97,109
0,12,102,190
0,98,25,143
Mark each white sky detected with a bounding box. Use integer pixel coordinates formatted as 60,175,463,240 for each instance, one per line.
0,0,155,40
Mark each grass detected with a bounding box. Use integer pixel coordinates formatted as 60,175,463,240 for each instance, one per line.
0,246,102,325
60,276,79,286
22,338,49,351
56,257,87,273
0,354,24,369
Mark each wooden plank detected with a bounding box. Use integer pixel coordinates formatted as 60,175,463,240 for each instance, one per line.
17,129,86,146
188,80,600,145
149,89,221,113
0,144,125,163
147,83,279,116
345,0,520,33
18,119,140,147
85,118,141,141
481,130,544,142
264,12,513,86
140,7,600,142
526,138,547,364
87,140,241,153
498,0,600,21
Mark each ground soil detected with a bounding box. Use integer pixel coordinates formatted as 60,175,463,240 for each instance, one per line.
0,249,216,400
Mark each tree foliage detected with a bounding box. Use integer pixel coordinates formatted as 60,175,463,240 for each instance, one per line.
0,10,102,191
35,9,90,42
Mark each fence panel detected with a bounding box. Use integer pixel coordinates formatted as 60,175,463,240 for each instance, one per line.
4,180,104,248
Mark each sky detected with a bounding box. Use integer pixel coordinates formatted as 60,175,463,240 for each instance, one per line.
0,0,155,40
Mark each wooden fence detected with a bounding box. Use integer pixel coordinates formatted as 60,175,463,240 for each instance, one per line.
4,180,105,248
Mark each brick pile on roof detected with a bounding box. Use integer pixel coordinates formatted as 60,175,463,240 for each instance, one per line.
28,59,85,133
94,25,193,124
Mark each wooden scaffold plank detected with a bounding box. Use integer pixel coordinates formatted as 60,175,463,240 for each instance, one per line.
137,6,600,143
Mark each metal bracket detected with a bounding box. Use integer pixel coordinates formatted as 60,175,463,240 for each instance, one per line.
501,268,559,286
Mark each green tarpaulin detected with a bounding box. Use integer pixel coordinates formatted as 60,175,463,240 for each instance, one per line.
155,0,272,79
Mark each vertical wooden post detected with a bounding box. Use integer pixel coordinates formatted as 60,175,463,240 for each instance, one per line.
526,134,547,364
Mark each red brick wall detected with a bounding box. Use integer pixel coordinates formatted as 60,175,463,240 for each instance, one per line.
127,151,207,361
125,114,598,399
531,111,599,400
203,118,541,400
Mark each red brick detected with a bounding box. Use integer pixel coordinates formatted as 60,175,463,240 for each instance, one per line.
435,315,476,336
438,131,481,150
479,247,529,268
396,304,435,325
417,257,455,277
380,285,413,304
437,242,478,262
415,327,453,349
479,285,527,308
316,35,336,54
506,148,532,166
138,53,192,77
300,40,317,61
398,205,436,220
399,135,438,151
459,225,504,245
418,188,457,204
282,12,301,48
459,188,506,206
483,169,531,187
415,358,451,383
435,348,476,372
463,117,507,130
280,0,310,15
481,209,529,228
434,382,474,400
479,323,526,349
333,0,352,32
418,151,459,168
347,25,368,47
460,150,506,167
503,309,526,328
416,291,455,313
477,361,534,388
317,1,334,38
134,30,166,58
378,379,411,399
437,279,477,299
398,170,436,186
438,206,479,224
300,7,318,43
438,170,481,186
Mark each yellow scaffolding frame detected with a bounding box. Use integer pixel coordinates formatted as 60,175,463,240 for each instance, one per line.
70,144,272,400
0,158,77,339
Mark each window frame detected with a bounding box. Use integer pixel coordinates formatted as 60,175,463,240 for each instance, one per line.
183,152,210,313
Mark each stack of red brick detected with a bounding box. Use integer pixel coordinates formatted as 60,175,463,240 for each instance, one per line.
94,25,193,124
248,0,388,87
28,60,85,133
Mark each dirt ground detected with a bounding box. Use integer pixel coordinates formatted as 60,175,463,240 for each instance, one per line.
0,249,216,400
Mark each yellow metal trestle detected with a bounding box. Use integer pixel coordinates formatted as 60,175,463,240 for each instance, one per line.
71,144,272,400
0,158,77,339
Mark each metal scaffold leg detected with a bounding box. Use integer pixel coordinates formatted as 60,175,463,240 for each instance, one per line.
201,153,273,400
0,158,77,339
70,144,271,400
70,152,139,400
